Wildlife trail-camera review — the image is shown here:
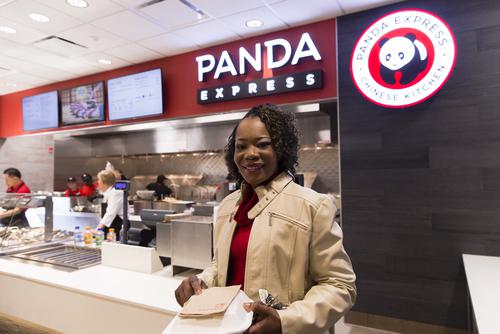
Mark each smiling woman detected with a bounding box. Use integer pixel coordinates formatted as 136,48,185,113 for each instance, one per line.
233,117,278,187
175,104,356,334
226,104,298,188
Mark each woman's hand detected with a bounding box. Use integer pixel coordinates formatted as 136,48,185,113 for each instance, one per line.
174,275,207,306
243,302,282,334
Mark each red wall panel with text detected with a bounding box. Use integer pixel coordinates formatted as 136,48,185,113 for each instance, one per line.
0,19,336,138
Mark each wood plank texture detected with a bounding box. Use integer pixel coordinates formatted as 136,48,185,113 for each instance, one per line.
338,0,500,329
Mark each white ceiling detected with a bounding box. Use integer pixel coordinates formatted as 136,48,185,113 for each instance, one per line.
0,0,402,95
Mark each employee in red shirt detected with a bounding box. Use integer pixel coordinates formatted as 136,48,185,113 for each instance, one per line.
1,167,31,227
64,176,80,197
79,173,96,198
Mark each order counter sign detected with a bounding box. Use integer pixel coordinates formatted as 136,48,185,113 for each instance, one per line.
350,9,456,108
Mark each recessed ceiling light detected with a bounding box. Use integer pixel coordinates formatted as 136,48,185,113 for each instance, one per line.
246,19,263,28
29,13,50,22
98,59,112,65
0,26,16,34
66,0,89,8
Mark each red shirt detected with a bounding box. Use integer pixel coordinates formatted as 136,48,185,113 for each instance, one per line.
64,188,80,197
226,189,259,290
7,181,31,194
79,184,96,197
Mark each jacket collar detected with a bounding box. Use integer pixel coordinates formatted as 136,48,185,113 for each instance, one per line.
240,171,294,219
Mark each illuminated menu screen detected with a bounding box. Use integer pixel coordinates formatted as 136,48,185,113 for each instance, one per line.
61,82,105,125
22,91,59,131
107,68,163,121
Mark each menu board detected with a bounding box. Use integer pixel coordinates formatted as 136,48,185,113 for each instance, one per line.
61,81,105,125
107,68,163,121
22,91,59,131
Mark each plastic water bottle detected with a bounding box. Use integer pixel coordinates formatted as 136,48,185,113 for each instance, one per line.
107,228,116,243
74,226,83,245
95,229,104,247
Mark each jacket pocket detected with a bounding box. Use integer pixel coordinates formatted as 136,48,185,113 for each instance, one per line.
266,211,310,304
265,211,310,304
268,211,309,231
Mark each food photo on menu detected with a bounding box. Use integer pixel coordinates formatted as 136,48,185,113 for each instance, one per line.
60,82,105,125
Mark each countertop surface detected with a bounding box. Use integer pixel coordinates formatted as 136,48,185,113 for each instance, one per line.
462,254,500,334
171,215,213,224
0,255,192,315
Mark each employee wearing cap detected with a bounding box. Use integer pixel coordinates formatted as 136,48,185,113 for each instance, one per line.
79,173,96,198
64,176,80,197
95,170,123,239
146,175,172,199
0,167,31,227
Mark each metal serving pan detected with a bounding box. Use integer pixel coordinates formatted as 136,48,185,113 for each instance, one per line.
9,244,101,270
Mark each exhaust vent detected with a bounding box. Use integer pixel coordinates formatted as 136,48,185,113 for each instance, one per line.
33,36,89,58
139,0,206,18
0,66,12,76
138,0,165,8
0,0,15,7
179,0,206,18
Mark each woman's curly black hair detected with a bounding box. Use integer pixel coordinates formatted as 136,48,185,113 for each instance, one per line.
224,104,299,184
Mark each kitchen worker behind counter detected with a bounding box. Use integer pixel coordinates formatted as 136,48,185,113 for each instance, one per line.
146,175,172,199
79,173,97,199
64,176,80,197
0,168,31,227
175,104,356,334
95,170,122,240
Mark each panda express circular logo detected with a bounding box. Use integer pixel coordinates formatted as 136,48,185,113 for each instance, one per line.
351,9,456,108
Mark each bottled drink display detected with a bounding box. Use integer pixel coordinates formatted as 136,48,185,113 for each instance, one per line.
84,226,93,245
95,229,104,247
73,226,83,245
107,228,116,243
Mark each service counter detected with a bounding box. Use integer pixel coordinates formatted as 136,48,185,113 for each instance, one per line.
27,207,100,230
3,196,213,333
463,254,500,334
0,257,190,333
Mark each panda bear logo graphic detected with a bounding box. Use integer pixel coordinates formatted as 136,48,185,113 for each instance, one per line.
378,33,428,85
350,9,456,108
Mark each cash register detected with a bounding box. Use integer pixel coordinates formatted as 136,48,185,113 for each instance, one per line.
127,209,174,248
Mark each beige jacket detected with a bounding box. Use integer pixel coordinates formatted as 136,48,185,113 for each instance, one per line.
200,172,356,334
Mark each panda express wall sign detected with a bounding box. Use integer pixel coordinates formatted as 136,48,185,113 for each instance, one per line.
351,9,456,108
196,32,324,104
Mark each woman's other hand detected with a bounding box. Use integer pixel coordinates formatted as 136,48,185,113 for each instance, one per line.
174,275,207,306
243,302,282,334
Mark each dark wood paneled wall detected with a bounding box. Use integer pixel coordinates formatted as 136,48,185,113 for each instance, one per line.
338,0,500,329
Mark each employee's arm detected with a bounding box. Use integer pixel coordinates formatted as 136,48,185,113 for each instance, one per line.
0,207,23,220
98,191,123,229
